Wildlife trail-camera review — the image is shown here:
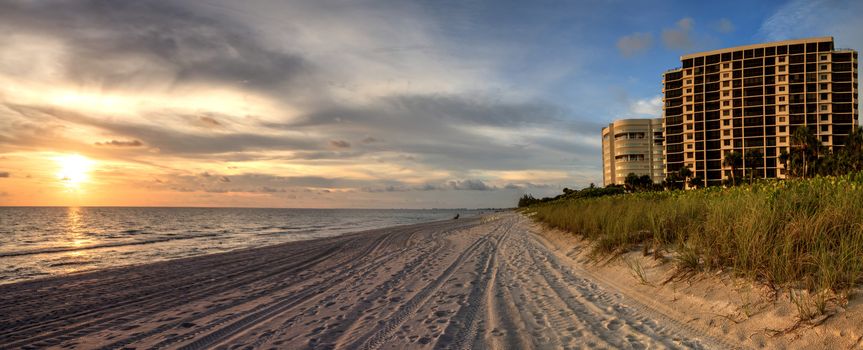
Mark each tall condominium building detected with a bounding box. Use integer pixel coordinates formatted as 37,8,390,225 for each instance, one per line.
662,37,858,186
601,118,665,186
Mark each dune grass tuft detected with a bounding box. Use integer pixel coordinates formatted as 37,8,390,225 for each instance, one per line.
525,173,863,298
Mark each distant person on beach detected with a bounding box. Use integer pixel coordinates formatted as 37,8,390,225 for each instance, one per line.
453,213,459,220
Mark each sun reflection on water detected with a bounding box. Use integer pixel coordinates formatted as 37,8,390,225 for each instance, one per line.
65,207,91,248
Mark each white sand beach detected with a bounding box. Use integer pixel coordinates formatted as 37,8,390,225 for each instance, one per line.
0,212,859,349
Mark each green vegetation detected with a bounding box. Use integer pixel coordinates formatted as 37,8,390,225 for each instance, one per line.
523,174,863,298
517,183,624,207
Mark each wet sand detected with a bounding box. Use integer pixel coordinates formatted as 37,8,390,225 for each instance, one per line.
0,212,724,349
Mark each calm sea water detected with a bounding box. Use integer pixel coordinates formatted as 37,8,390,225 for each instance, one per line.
0,207,479,285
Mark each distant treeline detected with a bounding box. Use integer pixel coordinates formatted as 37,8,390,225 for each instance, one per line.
517,184,624,207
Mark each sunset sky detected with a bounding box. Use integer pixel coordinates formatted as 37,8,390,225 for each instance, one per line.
1,0,861,208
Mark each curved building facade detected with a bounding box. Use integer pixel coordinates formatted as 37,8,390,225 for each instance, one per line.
602,118,665,186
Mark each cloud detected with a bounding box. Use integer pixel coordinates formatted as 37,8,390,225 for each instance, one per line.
0,0,614,207
715,18,735,33
629,95,662,116
448,179,494,191
198,116,222,127
0,1,312,94
94,139,144,147
616,32,653,57
330,140,351,148
662,17,695,50
5,104,320,155
362,179,501,193
0,171,9,178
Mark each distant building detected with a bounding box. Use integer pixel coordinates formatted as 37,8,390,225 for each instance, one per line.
601,118,665,186
662,37,858,186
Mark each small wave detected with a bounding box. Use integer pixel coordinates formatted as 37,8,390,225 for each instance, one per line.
0,233,221,258
48,261,93,267
122,229,145,235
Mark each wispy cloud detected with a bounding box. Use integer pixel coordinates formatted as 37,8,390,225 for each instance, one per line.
629,95,662,116
95,140,144,147
715,18,735,34
662,17,695,50
616,32,653,57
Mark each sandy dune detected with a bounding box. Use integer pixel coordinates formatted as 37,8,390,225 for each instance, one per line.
0,213,726,349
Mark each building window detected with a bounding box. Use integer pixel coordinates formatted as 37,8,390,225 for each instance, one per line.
820,83,828,90
687,144,693,149
723,73,729,78
779,106,786,112
686,105,692,111
779,57,785,63
821,74,828,80
687,134,693,140
723,110,730,116
686,88,692,93
779,126,786,132
686,96,692,102
724,140,731,146
723,91,730,96
822,136,830,142
723,81,730,87
821,93,828,100
723,101,730,106
778,76,785,82
780,136,787,143
686,80,692,84
821,105,828,111
723,120,730,126
779,116,786,122
778,66,785,72
686,124,693,130
821,114,829,121
723,130,731,136
820,55,827,61
821,125,828,132
723,63,730,69
820,64,827,70
686,69,692,75
686,114,693,121
779,96,785,102
779,86,785,92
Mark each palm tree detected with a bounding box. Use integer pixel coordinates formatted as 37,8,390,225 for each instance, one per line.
688,176,704,189
723,151,742,186
838,126,863,173
744,149,763,183
790,126,821,177
678,166,693,189
624,172,640,192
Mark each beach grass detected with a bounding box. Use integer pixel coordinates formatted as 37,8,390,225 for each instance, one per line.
524,173,863,296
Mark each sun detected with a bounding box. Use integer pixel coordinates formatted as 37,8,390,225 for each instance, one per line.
55,154,94,188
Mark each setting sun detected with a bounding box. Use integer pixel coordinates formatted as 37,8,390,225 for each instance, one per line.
55,154,94,188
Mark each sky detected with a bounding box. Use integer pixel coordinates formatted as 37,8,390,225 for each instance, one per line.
0,0,861,208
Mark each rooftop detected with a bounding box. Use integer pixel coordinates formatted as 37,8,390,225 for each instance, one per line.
680,36,834,60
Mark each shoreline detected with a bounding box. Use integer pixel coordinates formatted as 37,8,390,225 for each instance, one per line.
1,216,472,288
0,208,482,286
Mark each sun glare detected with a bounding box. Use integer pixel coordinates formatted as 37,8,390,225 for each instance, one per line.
56,154,94,189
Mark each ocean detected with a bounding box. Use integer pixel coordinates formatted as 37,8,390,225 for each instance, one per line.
0,207,479,285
